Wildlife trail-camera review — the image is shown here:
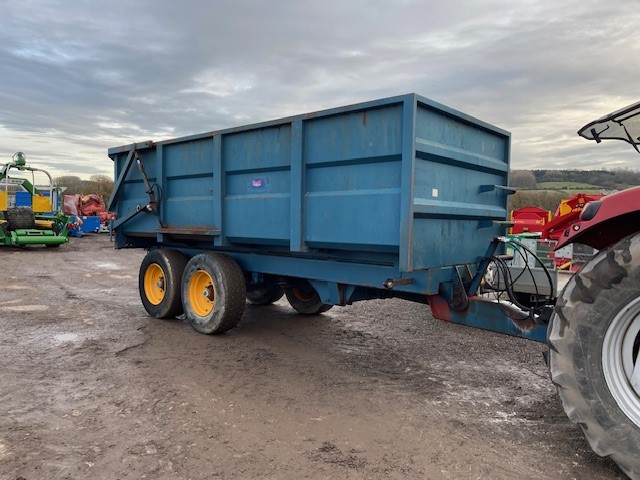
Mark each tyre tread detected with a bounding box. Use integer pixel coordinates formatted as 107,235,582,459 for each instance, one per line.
182,253,246,334
284,284,333,315
549,234,640,478
246,283,285,305
139,249,187,319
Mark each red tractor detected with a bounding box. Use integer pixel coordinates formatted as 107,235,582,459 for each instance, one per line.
549,100,640,478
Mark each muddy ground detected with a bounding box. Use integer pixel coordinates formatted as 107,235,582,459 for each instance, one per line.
0,235,625,479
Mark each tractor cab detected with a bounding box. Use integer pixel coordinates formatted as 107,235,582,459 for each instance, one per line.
554,100,640,251
578,99,640,153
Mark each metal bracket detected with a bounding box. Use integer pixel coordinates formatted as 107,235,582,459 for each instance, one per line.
478,219,515,229
308,280,357,306
112,203,151,230
383,277,415,290
107,141,153,212
467,237,501,295
450,267,469,311
437,267,469,312
107,142,164,231
479,184,516,195
135,152,159,218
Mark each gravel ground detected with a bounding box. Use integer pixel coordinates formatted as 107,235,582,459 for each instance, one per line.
0,235,625,479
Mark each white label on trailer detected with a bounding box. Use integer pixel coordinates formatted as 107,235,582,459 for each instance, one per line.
432,188,439,198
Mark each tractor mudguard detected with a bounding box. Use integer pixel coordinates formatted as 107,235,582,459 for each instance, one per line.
555,185,640,251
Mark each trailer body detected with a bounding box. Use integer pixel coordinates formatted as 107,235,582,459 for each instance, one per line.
108,94,544,339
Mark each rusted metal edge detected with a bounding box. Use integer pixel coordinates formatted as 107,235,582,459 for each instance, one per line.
156,226,221,236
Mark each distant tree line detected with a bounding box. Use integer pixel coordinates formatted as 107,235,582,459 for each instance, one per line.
54,174,114,201
507,168,640,212
509,190,567,212
510,168,640,190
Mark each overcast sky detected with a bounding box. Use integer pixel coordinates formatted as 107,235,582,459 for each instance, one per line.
1,0,639,179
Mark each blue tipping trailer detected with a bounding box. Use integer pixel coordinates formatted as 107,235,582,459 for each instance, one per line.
107,93,547,341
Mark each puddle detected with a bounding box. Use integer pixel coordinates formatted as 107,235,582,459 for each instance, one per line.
5,305,49,312
53,333,80,343
0,442,12,461
95,262,121,270
486,411,533,425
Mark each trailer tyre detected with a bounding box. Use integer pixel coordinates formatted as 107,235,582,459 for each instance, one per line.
246,283,285,305
285,284,333,315
6,206,35,230
182,253,246,334
549,232,640,479
139,249,188,319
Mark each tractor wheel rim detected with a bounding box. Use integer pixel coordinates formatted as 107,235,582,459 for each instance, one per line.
144,263,165,306
189,270,215,317
603,295,640,428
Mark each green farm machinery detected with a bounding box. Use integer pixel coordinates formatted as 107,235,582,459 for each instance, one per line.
0,152,69,247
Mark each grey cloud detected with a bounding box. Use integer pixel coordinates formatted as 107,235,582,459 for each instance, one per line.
1,0,639,177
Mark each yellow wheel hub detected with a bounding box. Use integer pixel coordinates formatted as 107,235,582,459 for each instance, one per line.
189,270,215,317
144,263,166,305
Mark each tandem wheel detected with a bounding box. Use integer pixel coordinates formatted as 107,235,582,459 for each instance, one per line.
181,252,246,334
139,249,187,319
285,282,333,315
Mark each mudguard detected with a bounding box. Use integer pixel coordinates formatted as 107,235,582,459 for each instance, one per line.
554,185,640,251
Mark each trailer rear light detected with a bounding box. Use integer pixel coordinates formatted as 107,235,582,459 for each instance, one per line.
580,201,602,221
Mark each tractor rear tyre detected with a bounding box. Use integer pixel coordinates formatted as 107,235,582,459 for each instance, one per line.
246,283,285,305
549,232,640,479
6,206,35,230
285,283,333,315
139,249,188,319
181,253,246,334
